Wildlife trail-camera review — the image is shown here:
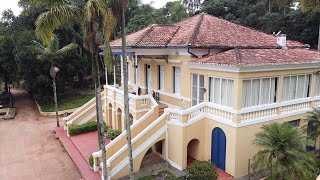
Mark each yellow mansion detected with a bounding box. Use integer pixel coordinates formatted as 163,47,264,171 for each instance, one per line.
63,13,320,179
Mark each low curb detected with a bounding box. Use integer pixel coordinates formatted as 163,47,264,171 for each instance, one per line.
35,101,78,117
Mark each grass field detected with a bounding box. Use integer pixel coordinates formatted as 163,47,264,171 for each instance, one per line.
38,93,95,112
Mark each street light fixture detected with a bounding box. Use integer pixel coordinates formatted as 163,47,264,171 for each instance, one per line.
50,64,60,127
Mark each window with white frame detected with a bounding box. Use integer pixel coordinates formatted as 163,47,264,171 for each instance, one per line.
173,67,181,94
282,74,311,101
158,65,165,91
315,74,320,96
208,77,234,107
192,74,205,106
242,77,277,108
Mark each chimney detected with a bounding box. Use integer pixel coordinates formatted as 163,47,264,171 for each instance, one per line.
277,34,287,49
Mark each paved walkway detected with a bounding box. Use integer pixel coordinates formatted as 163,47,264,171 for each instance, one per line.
56,128,101,180
0,89,81,180
70,131,110,164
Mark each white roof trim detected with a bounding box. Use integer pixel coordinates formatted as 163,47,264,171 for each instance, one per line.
188,62,320,72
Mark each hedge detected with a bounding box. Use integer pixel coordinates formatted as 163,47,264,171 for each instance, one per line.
68,121,97,136
106,129,121,140
187,161,218,180
88,155,94,168
68,121,111,136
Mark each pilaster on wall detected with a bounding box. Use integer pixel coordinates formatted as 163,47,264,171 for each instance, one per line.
233,78,242,111
233,78,242,123
167,124,187,171
311,74,317,107
277,75,284,114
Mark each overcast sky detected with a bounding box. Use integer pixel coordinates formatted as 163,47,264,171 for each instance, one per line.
0,0,177,19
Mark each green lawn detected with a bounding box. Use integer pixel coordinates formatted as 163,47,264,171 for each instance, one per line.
38,93,95,112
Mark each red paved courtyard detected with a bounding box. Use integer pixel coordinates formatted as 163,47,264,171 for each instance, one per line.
70,131,111,163
56,127,110,180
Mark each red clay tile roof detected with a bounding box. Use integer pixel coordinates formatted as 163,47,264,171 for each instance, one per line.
189,49,320,67
110,13,304,48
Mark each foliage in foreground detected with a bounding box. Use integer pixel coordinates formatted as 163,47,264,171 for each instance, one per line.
306,108,320,140
251,122,317,180
187,160,218,180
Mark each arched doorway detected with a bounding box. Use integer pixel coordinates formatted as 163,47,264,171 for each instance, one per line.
140,140,166,169
187,139,200,166
211,127,226,171
108,104,113,128
129,113,134,126
117,108,122,131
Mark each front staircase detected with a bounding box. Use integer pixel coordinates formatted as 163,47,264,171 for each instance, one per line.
63,92,105,135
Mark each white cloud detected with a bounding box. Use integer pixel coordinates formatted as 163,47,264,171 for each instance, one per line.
0,0,22,18
141,0,178,9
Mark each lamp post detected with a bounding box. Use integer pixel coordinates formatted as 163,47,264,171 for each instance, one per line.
50,64,60,127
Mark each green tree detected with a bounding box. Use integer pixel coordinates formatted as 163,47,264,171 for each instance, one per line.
0,36,16,92
251,123,316,180
0,10,17,92
34,0,113,178
300,0,320,50
32,36,78,127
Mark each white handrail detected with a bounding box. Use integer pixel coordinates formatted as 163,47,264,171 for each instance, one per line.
63,96,96,121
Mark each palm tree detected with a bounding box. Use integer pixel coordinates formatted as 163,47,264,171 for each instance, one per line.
251,122,316,180
305,108,320,141
108,1,136,179
32,35,78,128
35,1,114,179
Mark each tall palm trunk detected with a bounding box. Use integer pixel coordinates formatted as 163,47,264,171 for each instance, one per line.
92,54,108,180
121,5,134,179
53,73,59,127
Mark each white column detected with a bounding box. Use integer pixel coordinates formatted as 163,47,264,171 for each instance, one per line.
113,65,116,88
120,55,124,87
105,67,108,85
135,55,139,95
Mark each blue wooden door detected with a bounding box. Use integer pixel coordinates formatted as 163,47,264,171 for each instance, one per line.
211,127,226,170
307,121,316,151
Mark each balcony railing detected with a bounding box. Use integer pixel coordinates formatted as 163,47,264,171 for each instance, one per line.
164,97,318,126
104,85,155,113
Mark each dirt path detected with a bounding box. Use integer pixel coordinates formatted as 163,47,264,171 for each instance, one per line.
0,89,82,180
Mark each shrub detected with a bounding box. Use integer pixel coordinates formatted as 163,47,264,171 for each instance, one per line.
106,129,121,140
104,123,110,133
187,160,218,180
88,155,94,168
68,121,97,136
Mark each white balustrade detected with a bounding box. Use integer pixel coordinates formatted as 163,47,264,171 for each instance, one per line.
141,99,147,106
241,108,277,122
170,112,180,121
281,102,310,114
314,100,320,108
